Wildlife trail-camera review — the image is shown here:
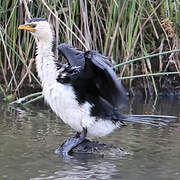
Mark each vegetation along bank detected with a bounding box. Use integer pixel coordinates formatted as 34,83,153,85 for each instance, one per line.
0,0,180,103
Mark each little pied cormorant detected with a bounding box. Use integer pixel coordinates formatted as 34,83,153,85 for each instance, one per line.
18,18,164,156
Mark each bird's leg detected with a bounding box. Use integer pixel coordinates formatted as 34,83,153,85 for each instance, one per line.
60,131,81,147
55,128,87,156
61,128,87,156
55,132,80,154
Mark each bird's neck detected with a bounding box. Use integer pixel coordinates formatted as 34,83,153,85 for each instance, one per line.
35,35,57,86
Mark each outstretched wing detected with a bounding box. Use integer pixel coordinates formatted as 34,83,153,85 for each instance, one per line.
83,50,128,109
57,45,128,109
58,43,85,68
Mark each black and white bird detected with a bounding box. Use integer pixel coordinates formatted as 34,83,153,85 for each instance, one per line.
18,18,168,156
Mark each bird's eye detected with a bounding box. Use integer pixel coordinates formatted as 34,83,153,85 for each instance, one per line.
31,24,36,28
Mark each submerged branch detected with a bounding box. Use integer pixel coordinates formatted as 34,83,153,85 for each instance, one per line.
10,92,42,104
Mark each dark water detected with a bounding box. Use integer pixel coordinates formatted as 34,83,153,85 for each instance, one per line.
0,97,180,180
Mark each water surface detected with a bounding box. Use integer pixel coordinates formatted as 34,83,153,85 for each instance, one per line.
0,97,180,180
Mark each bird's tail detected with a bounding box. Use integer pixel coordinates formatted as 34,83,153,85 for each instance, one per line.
122,114,177,127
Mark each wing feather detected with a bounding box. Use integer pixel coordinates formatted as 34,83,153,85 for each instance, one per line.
58,43,85,68
57,45,128,109
84,51,128,109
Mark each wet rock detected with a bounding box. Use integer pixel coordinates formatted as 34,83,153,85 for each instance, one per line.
56,139,131,156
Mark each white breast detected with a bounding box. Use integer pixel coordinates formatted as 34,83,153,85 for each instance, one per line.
43,81,96,133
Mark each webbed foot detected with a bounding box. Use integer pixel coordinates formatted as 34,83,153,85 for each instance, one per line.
55,128,87,157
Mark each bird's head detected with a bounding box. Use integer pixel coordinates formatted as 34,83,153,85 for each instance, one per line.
18,18,53,40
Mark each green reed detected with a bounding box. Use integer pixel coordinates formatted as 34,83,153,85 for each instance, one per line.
0,0,179,102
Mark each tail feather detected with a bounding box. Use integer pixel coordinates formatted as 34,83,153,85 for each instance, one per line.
129,114,177,119
122,114,176,127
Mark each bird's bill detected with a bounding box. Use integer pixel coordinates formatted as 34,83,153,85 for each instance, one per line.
18,24,36,32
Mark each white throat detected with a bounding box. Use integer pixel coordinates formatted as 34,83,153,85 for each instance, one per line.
35,32,57,86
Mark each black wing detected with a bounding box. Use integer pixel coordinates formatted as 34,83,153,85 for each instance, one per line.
57,45,128,109
83,50,128,109
58,43,85,68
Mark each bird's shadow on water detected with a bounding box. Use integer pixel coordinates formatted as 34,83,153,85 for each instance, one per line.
52,151,130,180
52,138,134,178
59,152,105,162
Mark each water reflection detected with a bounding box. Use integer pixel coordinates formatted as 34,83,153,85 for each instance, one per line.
0,98,179,180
